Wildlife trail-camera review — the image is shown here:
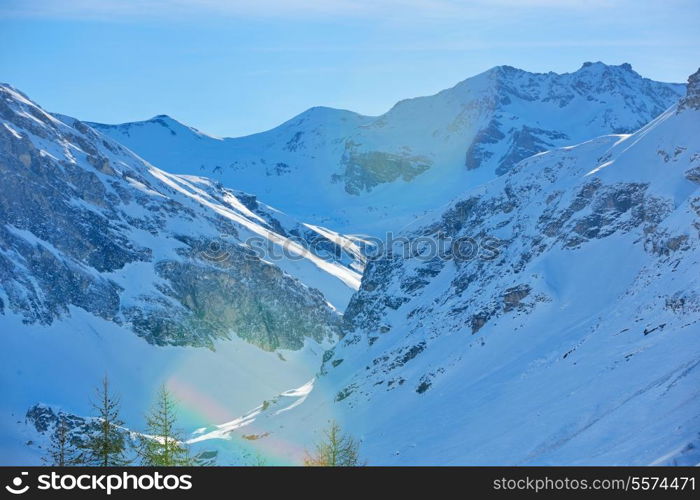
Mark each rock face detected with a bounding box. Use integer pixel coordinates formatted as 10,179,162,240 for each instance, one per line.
338,151,432,195
679,68,700,111
0,84,352,350
90,63,684,234
254,75,700,465
134,258,336,350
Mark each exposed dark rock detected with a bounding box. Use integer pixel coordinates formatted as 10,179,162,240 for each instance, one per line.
503,284,531,312
685,166,700,184
416,379,432,394
678,68,700,111
335,384,356,402
496,126,569,175
339,150,431,195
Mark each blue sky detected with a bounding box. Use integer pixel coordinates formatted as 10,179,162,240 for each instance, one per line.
1,1,698,137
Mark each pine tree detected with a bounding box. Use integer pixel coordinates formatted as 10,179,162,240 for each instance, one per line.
82,375,130,466
42,416,82,466
139,386,191,466
303,420,364,466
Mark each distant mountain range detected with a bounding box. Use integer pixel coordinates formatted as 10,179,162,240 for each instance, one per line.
90,62,684,234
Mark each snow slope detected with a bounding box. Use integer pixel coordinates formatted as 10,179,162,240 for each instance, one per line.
91,63,684,234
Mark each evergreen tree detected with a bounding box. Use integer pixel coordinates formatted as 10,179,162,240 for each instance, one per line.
139,386,191,466
303,420,364,466
42,416,82,466
82,375,130,466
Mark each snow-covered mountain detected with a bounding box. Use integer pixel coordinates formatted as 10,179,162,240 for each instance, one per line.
167,69,700,465
0,83,363,463
91,62,684,234
1,66,697,466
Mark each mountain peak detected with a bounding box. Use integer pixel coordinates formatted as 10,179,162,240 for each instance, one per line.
476,64,528,82
89,114,186,131
295,105,365,121
579,61,632,71
277,105,370,132
147,114,185,126
90,114,218,140
487,64,523,74
575,61,638,78
460,62,641,93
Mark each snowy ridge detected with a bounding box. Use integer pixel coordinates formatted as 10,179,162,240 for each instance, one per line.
91,63,684,234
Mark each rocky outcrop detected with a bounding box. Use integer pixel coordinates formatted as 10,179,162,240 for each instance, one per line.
678,68,700,111
128,257,339,350
495,126,569,175
336,149,432,195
